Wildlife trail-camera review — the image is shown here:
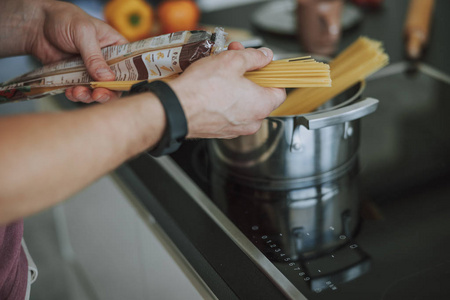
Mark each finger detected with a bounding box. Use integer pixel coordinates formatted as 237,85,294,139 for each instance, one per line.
245,47,274,71
227,42,245,50
65,87,79,102
72,86,95,103
224,47,274,73
98,27,129,48
107,32,128,47
74,25,115,82
92,88,121,103
265,87,287,110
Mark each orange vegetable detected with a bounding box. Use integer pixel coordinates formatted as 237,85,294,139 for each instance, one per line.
157,0,200,34
104,0,154,42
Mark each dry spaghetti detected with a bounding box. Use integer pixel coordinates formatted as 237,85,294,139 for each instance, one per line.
270,37,389,116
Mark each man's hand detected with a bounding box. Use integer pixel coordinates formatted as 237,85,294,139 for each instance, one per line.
170,42,286,139
33,1,128,103
0,0,127,103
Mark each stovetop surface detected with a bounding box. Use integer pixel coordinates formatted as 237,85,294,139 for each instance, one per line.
170,67,450,299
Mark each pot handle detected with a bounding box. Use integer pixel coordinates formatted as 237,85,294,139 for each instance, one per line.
296,97,379,130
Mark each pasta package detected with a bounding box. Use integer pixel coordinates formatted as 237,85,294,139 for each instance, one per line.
0,28,227,103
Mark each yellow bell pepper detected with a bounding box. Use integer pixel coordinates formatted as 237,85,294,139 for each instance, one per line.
104,0,154,42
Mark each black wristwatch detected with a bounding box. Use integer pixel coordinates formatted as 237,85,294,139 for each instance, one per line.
129,80,188,157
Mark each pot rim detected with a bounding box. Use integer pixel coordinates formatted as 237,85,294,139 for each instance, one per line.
271,52,366,119
272,80,366,119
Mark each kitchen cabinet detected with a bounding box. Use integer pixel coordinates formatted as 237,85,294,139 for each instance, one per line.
59,175,212,300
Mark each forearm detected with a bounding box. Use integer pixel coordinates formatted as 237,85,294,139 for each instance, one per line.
0,94,165,225
0,44,285,225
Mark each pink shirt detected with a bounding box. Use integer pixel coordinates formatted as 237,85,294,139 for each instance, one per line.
0,221,28,300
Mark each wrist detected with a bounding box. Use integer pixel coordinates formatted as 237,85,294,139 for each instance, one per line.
0,0,47,57
169,79,202,139
117,92,166,155
130,81,188,156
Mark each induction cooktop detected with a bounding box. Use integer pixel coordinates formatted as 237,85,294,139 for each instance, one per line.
167,64,450,299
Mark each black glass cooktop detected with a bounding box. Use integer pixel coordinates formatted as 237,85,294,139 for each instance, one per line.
170,66,450,299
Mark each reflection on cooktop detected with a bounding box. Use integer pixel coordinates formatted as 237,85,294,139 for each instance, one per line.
209,161,370,295
175,140,374,297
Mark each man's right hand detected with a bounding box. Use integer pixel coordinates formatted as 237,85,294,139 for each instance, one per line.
170,44,286,139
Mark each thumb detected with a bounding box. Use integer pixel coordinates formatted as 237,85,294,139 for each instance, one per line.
235,47,274,73
75,28,115,81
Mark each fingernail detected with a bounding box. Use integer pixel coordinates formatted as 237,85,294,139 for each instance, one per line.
96,94,110,103
96,68,114,80
77,92,90,102
258,47,269,57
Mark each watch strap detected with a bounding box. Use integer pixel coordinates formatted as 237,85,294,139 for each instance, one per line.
130,80,188,157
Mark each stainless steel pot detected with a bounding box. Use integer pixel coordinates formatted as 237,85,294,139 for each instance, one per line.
208,81,378,189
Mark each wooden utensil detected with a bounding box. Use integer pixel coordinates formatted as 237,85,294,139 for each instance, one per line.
404,0,435,60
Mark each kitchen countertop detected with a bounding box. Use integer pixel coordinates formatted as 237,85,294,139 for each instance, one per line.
115,1,450,299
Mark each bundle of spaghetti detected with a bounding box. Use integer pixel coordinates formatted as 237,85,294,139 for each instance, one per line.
243,56,331,88
270,37,389,116
90,56,331,91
